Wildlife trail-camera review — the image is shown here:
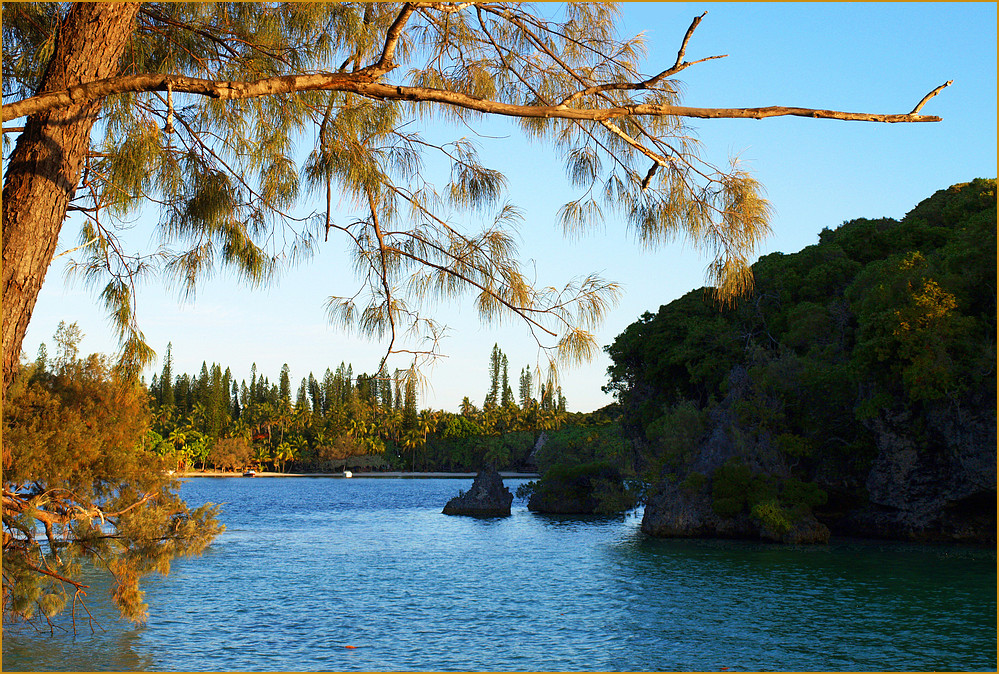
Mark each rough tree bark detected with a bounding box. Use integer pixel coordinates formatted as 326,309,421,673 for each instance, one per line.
2,3,141,394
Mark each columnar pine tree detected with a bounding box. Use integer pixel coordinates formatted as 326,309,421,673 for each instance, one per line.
500,354,514,408
279,364,292,407
295,378,310,414
160,342,175,408
519,365,534,409
485,344,502,409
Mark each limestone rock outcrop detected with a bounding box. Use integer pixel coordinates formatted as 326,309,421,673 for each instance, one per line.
640,480,831,544
442,469,513,516
639,366,993,545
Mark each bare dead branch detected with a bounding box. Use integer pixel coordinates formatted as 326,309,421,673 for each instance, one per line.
416,2,476,14
600,119,669,167
910,80,953,114
673,12,707,71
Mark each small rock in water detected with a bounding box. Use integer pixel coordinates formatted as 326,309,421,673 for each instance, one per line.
442,469,513,516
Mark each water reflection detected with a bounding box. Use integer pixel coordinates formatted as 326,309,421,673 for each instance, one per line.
4,582,155,672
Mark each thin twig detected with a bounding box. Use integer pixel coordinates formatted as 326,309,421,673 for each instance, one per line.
910,80,953,115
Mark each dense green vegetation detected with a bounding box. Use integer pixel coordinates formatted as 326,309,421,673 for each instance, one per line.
606,179,996,531
522,461,638,515
136,343,568,474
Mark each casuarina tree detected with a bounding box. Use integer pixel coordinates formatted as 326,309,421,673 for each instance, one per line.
1,2,950,393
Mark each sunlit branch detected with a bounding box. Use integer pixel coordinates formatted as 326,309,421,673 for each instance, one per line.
359,2,418,78
910,80,953,114
2,72,947,124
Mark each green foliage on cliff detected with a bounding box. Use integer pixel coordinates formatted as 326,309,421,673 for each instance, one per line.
606,179,996,520
710,459,828,526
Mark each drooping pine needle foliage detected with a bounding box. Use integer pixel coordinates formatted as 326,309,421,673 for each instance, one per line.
2,2,773,378
2,323,223,626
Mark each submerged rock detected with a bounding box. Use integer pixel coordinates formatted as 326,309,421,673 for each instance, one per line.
442,469,513,516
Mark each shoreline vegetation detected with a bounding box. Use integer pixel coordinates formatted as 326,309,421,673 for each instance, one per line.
138,342,570,477
177,470,540,479
608,179,995,544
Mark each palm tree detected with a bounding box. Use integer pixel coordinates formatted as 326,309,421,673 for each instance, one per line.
253,444,273,472
288,434,308,454
154,404,176,435
400,430,422,472
274,441,300,473
417,411,436,471
167,427,188,471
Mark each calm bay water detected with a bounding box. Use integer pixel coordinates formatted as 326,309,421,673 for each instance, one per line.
3,477,995,671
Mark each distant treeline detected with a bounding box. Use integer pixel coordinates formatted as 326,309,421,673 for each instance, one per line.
138,342,571,473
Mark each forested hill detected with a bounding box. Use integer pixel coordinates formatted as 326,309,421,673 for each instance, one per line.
605,178,996,543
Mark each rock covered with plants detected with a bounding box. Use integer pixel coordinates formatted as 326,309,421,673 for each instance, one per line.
525,461,637,515
606,179,997,544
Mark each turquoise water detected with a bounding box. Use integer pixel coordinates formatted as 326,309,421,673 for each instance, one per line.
3,477,995,671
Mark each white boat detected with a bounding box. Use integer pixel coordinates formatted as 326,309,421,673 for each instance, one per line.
243,470,257,477
343,470,353,478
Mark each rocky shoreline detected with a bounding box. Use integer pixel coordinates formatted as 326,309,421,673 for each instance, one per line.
637,367,995,546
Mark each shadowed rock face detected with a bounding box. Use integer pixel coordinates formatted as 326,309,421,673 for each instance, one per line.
640,481,831,545
442,469,513,516
639,367,994,545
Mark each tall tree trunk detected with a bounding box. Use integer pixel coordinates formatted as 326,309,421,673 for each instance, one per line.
2,3,141,395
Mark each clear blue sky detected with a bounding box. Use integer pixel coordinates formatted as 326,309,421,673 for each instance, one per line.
23,2,997,412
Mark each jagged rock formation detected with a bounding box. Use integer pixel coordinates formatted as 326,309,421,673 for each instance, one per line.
442,469,513,516
521,431,547,472
837,395,996,542
642,482,831,544
640,368,832,544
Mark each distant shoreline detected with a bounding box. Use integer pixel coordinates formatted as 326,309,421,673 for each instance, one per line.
175,470,539,479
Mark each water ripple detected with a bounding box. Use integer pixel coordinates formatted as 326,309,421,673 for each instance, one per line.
4,478,995,671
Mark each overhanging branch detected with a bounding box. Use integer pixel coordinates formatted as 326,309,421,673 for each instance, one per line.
1,71,948,124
